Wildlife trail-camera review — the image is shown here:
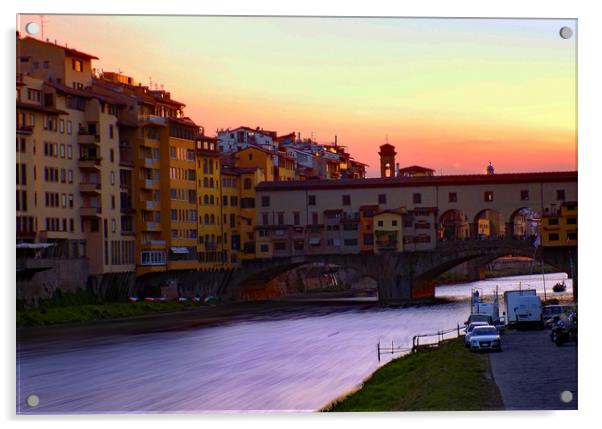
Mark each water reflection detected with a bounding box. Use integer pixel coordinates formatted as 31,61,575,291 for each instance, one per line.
17,273,570,413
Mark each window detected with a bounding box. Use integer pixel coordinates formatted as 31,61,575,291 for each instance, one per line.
342,195,351,206
413,193,422,204
293,212,300,225
67,120,72,134
484,191,494,202
261,196,270,207
567,217,577,225
548,233,560,241
262,213,269,225
72,59,84,72
67,145,73,159
109,125,114,139
277,212,284,225
520,190,529,201
548,218,559,225
344,239,358,246
567,232,577,241
377,220,384,227
308,195,316,206
312,212,319,225
363,234,374,245
110,149,115,162
448,192,457,203
392,220,398,227
59,120,65,133
378,194,387,204
259,244,269,253
556,189,566,201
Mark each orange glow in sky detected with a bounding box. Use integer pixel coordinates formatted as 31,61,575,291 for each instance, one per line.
18,15,577,177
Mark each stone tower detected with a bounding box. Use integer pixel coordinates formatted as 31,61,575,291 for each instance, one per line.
379,144,397,178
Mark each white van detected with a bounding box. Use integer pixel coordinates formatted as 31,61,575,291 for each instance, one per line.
504,289,537,327
513,295,543,329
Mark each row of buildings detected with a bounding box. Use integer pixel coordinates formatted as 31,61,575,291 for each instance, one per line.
15,35,368,282
16,35,577,296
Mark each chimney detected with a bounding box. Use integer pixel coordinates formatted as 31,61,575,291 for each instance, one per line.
334,135,338,146
396,163,400,177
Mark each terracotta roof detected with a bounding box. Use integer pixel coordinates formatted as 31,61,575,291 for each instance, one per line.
376,208,406,216
22,36,99,60
398,165,435,173
169,116,198,127
256,171,578,192
221,126,278,137
236,145,296,161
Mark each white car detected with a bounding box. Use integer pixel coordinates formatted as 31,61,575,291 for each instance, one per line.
464,321,489,346
468,325,502,352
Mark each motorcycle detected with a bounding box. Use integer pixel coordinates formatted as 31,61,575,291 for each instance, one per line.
550,312,577,346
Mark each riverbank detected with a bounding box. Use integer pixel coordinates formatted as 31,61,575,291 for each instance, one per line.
324,338,503,411
16,300,210,328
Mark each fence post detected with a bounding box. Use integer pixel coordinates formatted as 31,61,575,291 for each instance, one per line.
457,323,460,337
377,340,380,362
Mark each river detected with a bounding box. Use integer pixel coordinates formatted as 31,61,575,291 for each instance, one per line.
16,273,572,414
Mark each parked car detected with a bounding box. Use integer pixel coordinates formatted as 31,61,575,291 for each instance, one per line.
465,314,493,326
543,304,576,328
468,325,502,352
464,321,489,346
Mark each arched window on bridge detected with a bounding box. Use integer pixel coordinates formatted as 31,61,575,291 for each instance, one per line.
439,209,470,241
474,209,506,240
510,207,541,241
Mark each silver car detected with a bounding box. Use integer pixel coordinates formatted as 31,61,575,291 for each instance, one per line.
468,325,502,351
464,321,489,347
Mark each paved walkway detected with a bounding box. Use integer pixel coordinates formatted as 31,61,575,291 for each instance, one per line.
489,329,577,410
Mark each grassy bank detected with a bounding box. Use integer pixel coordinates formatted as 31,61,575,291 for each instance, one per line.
324,338,503,411
16,300,209,327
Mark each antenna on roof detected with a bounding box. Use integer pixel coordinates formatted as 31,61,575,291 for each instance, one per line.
39,15,47,41
148,76,153,87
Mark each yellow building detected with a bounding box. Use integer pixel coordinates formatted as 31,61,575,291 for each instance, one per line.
541,202,577,247
17,36,135,278
163,117,201,271
196,136,223,267
373,209,406,253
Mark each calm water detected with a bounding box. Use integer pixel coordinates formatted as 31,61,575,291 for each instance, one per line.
17,273,571,413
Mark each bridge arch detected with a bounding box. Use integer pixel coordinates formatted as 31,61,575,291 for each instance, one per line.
508,207,541,240
473,209,506,239
438,209,470,241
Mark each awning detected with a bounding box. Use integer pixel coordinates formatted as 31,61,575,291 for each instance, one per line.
170,247,189,254
308,238,321,245
16,243,56,249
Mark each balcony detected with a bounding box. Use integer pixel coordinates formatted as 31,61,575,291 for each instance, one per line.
142,179,158,189
80,206,102,217
143,222,161,231
79,182,101,194
142,200,158,211
138,114,168,126
78,157,102,170
17,124,34,135
77,133,100,145
142,239,166,249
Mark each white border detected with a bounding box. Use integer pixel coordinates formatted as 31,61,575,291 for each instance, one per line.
3,1,601,428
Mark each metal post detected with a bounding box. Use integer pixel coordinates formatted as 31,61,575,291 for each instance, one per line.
377,340,380,362
541,259,547,302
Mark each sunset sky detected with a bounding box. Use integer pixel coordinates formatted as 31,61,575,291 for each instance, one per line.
18,15,577,177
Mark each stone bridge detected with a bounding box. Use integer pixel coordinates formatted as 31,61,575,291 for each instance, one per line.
221,239,577,304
